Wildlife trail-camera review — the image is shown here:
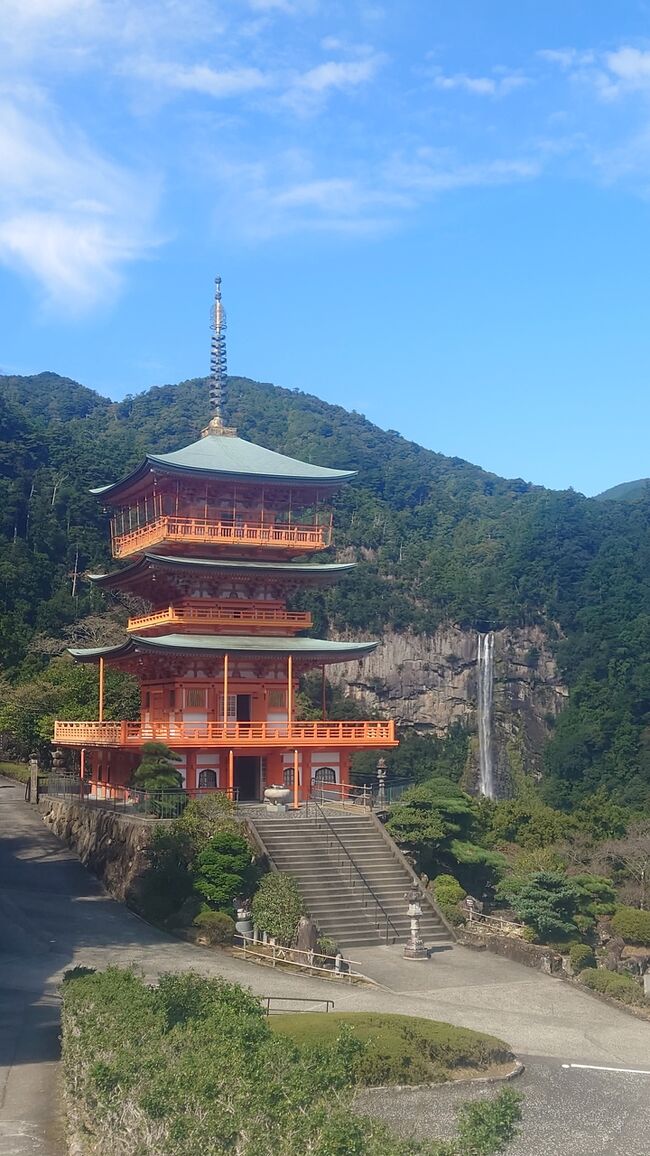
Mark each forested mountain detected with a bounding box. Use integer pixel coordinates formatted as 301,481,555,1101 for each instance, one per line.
596,478,650,502
1,371,649,809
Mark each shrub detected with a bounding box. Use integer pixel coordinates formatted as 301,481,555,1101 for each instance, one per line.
433,873,467,906
439,902,466,927
194,830,259,909
573,914,595,936
569,943,596,972
579,968,648,1007
61,969,522,1156
611,905,650,946
252,872,304,944
193,910,236,945
177,792,238,851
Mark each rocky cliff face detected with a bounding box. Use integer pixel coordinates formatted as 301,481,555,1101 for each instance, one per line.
334,625,568,793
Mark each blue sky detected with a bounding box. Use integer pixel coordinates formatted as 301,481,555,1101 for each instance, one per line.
2,1,650,495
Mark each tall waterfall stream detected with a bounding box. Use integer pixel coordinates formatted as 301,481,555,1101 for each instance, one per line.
477,632,496,798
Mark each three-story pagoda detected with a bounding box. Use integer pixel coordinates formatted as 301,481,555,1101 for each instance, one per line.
53,281,396,802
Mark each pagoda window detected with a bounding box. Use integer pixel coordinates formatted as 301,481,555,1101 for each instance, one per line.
314,766,337,784
267,689,287,710
219,694,237,721
198,769,218,789
186,687,207,710
218,693,251,721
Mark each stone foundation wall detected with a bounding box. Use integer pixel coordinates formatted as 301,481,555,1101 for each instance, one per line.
39,797,153,903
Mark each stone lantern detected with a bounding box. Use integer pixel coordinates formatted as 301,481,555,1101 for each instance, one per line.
403,886,428,960
376,757,387,808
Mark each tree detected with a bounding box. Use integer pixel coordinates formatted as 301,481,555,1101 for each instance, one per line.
194,830,258,909
251,872,304,944
496,872,580,942
596,821,650,909
385,779,506,894
131,742,183,792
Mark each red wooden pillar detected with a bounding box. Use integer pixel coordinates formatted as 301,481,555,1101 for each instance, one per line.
185,750,196,792
292,748,300,809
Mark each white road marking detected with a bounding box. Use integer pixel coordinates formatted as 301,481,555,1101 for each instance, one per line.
562,1063,650,1075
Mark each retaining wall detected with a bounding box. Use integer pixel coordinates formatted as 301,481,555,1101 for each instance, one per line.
39,797,153,904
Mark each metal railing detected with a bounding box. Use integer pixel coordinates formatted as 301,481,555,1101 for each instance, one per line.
261,996,335,1015
307,799,400,944
239,941,362,982
309,779,415,809
112,515,330,559
44,775,237,819
53,718,397,748
467,909,524,935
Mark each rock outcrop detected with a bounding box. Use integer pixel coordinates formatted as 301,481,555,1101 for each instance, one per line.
334,624,568,793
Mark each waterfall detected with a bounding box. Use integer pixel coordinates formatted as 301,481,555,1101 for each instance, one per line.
477,632,495,799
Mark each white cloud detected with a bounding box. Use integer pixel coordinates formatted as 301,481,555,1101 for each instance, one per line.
431,70,527,97
296,56,380,92
0,99,157,309
124,57,269,97
538,48,595,69
604,47,650,94
281,53,384,113
386,150,540,193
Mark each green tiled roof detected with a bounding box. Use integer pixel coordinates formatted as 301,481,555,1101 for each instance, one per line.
91,433,355,497
88,554,355,588
69,634,377,665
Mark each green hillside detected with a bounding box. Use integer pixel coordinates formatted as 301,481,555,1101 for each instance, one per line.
0,371,649,808
595,478,650,502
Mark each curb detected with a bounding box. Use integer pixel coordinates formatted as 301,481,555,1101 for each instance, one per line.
354,1058,525,1094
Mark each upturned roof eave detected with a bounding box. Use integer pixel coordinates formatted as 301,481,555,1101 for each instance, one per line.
68,633,377,664
90,448,356,502
87,554,357,588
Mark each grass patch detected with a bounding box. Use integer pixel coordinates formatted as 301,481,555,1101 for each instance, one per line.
270,1011,513,1085
0,762,29,783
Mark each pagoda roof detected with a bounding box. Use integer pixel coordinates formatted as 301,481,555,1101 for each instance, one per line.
88,553,355,589
90,432,355,500
69,634,376,666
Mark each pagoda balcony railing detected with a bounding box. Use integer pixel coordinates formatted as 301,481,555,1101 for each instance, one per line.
53,719,397,749
127,604,313,633
112,516,330,559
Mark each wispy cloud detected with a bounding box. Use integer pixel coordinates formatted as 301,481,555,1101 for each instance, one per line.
0,99,157,310
123,57,269,98
281,52,384,112
386,149,540,193
431,70,528,97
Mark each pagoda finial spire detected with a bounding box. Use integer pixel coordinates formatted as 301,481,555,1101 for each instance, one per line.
210,275,227,418
203,274,236,437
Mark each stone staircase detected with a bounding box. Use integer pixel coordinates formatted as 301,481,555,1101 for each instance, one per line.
249,810,450,950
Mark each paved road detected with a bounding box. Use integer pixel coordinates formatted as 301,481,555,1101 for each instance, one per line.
1,781,649,1155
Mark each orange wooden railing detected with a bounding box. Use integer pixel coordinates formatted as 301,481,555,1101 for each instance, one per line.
112,516,330,559
53,719,397,748
127,603,313,633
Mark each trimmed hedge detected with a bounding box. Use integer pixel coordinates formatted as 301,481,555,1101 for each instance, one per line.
60,968,522,1156
193,910,235,945
611,906,650,947
579,968,648,1007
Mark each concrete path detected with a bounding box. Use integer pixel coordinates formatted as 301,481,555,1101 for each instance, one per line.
1,780,649,1155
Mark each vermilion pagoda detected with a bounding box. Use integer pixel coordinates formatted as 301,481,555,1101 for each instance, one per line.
53,282,396,802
